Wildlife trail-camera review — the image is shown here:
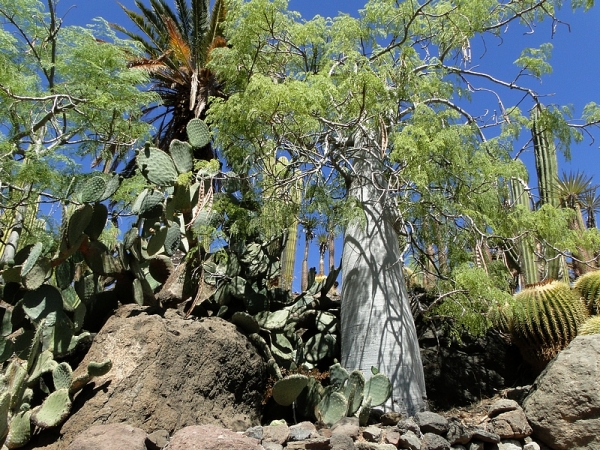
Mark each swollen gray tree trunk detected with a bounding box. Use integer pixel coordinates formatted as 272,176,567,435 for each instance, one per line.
340,147,427,415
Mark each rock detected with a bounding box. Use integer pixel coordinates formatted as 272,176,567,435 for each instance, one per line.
383,429,400,446
244,426,263,441
488,399,520,418
397,417,421,436
487,409,532,439
167,425,262,450
362,425,382,442
52,305,265,448
451,446,467,450
331,417,360,439
286,437,331,449
523,335,600,450
330,434,356,450
289,422,318,441
488,440,523,450
523,443,541,450
470,428,500,443
468,442,484,450
262,423,290,445
415,412,449,435
67,423,147,450
421,432,451,450
398,430,422,450
145,429,169,450
445,418,472,445
262,443,284,450
380,412,404,426
355,444,396,450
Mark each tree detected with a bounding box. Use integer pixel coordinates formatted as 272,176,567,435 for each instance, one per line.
208,0,599,414
0,0,155,263
113,0,227,154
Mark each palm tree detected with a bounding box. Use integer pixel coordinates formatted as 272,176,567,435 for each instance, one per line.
556,171,598,276
113,0,227,155
581,190,600,229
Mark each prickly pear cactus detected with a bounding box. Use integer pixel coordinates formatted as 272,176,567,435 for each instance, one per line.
271,374,309,407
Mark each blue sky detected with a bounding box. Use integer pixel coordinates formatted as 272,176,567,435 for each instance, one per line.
62,0,600,291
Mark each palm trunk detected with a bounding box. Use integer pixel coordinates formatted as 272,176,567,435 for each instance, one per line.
328,231,335,273
301,231,310,292
340,146,427,415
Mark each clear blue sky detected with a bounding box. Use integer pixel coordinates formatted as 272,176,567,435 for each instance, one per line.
62,0,600,292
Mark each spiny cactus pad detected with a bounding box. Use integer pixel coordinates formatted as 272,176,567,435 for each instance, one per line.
31,388,72,429
52,363,73,391
186,119,210,148
317,390,347,427
345,370,366,415
5,409,31,448
137,146,179,187
272,374,309,406
79,176,107,203
23,285,63,321
364,373,392,407
169,139,194,174
84,203,108,241
21,242,43,277
67,204,93,247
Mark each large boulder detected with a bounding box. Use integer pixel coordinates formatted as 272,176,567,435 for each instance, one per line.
28,305,265,449
523,335,600,450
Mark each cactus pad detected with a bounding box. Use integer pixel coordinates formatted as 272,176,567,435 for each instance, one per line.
255,310,290,331
5,409,31,448
345,370,366,415
79,176,107,203
22,258,52,290
21,242,43,277
186,118,211,148
328,363,349,391
231,312,260,334
163,223,181,256
87,359,112,377
317,390,347,427
84,203,108,241
137,146,179,186
23,285,63,321
99,173,121,202
52,362,73,391
364,373,392,407
148,255,174,284
67,205,93,247
169,139,194,174
272,374,309,406
31,388,72,429
139,190,165,219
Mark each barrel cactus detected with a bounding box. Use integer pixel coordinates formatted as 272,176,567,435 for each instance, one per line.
578,315,600,335
573,270,600,315
510,280,588,370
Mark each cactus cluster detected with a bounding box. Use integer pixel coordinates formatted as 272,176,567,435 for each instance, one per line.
271,362,392,427
0,322,111,448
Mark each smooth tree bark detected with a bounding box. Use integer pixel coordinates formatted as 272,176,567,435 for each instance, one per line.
341,146,427,415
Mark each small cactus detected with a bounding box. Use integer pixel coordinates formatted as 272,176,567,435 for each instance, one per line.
578,315,600,335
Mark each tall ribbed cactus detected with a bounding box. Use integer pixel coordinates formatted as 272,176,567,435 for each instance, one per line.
510,176,538,286
531,105,566,281
510,280,588,370
279,181,301,291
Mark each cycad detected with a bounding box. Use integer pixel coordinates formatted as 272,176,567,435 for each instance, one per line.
113,0,227,153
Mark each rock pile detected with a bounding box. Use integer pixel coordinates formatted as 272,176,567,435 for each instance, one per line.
61,398,546,450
